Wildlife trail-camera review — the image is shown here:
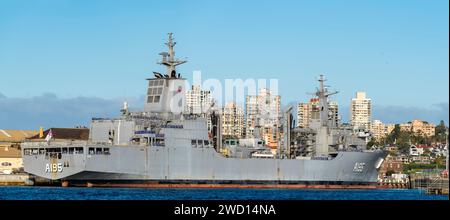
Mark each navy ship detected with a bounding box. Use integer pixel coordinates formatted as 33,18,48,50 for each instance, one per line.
22,33,386,188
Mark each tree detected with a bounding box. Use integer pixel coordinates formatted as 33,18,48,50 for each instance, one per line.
411,131,430,145
384,124,410,154
367,139,377,148
397,143,410,155
434,120,447,143
386,124,401,144
385,170,395,176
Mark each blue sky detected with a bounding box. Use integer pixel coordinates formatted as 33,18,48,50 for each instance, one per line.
0,0,448,129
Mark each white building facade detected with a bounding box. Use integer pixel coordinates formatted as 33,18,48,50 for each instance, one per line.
222,103,245,138
185,84,213,131
350,92,372,130
246,88,281,149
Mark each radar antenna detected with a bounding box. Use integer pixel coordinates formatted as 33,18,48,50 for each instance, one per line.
157,33,187,78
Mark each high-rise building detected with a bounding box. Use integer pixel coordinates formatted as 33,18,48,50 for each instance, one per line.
185,85,212,114
297,99,339,128
246,88,281,149
222,103,245,138
245,95,258,137
297,102,310,128
350,92,372,130
185,84,213,131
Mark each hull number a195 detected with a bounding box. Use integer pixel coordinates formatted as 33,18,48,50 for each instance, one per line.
45,163,63,173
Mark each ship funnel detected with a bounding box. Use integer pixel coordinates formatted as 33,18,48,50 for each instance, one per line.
39,127,44,138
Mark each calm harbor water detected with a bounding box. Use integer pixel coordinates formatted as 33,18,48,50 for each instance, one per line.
0,186,448,200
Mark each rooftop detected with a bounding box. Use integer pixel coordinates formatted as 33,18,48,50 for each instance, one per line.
0,130,38,143
28,128,89,141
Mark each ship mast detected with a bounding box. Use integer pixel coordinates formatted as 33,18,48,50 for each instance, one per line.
156,33,187,78
306,74,339,156
145,33,188,114
315,75,338,127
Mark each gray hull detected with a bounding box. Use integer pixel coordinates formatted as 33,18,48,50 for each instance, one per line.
23,144,385,186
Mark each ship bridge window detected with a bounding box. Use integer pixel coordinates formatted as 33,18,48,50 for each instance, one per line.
103,148,110,155
143,137,150,145
95,148,103,154
39,149,46,155
62,148,68,154
44,149,62,159
47,148,62,153
226,140,237,146
46,152,61,159
131,137,140,144
75,147,83,154
191,140,197,148
69,148,74,154
197,140,203,148
89,147,95,155
23,149,31,156
204,140,209,147
155,138,165,147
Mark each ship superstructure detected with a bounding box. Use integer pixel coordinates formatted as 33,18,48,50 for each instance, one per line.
22,34,386,188
288,75,371,159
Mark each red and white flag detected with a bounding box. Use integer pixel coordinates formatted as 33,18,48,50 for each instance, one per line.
45,129,53,142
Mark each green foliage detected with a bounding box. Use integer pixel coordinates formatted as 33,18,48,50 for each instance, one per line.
433,156,446,166
434,120,448,143
385,170,395,176
397,143,410,155
385,124,413,154
411,132,430,145
385,124,401,144
367,139,377,147
403,163,445,172
387,151,397,156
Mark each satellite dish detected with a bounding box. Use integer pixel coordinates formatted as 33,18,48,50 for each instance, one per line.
153,72,163,78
